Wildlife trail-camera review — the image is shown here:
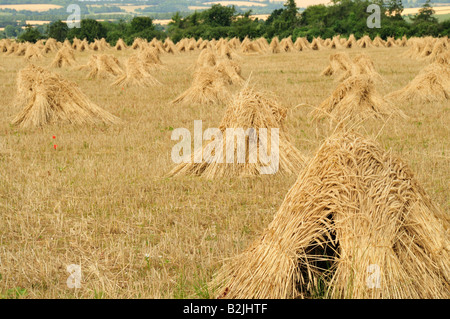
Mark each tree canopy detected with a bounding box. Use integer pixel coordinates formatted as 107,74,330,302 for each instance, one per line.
6,0,449,43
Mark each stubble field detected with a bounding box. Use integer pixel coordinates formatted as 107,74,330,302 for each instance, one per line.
0,45,448,298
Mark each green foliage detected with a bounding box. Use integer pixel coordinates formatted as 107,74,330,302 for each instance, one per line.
413,0,438,23
67,18,107,42
123,16,164,42
18,24,43,42
130,16,154,34
47,20,68,42
4,24,22,37
3,0,449,44
387,0,405,18
203,4,236,27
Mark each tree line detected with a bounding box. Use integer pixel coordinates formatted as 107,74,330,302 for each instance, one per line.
4,0,449,44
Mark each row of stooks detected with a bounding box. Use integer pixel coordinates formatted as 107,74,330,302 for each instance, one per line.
171,37,449,110
4,35,449,128
0,35,446,75
2,34,448,58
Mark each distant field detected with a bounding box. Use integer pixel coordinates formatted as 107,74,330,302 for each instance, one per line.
403,5,450,15
25,20,50,25
188,6,211,10
204,1,267,6
251,14,270,20
153,19,173,25
436,12,450,22
278,0,332,7
0,4,62,12
117,5,155,13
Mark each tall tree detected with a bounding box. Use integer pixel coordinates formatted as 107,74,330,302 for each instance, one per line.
283,0,299,27
47,20,68,42
130,16,154,34
75,19,107,42
203,4,236,27
169,12,184,29
415,0,437,22
387,0,404,18
18,25,43,43
191,11,199,26
4,25,19,38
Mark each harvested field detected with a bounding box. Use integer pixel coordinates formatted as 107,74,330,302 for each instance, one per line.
0,38,448,299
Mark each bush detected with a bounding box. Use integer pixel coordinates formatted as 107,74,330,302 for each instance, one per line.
18,25,44,43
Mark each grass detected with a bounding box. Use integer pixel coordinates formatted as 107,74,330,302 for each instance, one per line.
0,4,63,12
435,13,450,22
0,45,448,298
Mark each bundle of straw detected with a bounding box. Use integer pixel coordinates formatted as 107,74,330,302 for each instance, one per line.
279,36,296,52
321,52,383,82
164,38,178,54
15,43,28,56
387,62,450,103
42,38,60,53
372,36,385,47
349,53,383,82
215,58,245,85
24,44,43,60
11,64,121,128
328,36,343,49
114,38,127,50
149,38,165,54
310,38,323,50
196,47,218,68
212,130,449,299
0,39,11,53
385,37,396,47
320,52,353,77
357,35,373,48
396,35,408,47
50,46,76,68
139,46,164,70
131,38,146,50
77,54,124,79
171,66,230,106
256,37,270,52
112,53,161,87
311,74,403,125
169,84,306,178
344,34,357,48
426,38,448,62
269,37,280,53
195,47,245,85
241,37,264,55
294,37,310,51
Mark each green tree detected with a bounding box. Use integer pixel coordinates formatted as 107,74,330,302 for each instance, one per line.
266,0,300,37
47,20,68,42
203,4,236,27
414,0,437,23
66,19,107,42
191,11,200,26
282,0,299,28
18,25,43,43
387,0,404,19
265,8,283,25
169,12,185,29
130,16,154,34
4,25,19,38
